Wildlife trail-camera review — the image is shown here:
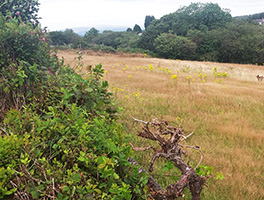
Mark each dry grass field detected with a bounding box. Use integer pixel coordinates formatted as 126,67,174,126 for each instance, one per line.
59,50,264,200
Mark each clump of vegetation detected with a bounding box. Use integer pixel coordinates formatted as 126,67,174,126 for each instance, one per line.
213,67,229,78
198,72,207,82
0,14,149,199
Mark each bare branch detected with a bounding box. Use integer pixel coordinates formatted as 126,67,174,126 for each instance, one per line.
131,116,150,125
0,126,11,136
128,142,156,152
169,129,180,144
179,119,184,128
149,152,169,172
180,131,194,142
21,165,45,184
178,144,204,170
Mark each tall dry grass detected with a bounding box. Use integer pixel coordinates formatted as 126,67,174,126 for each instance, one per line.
59,50,264,200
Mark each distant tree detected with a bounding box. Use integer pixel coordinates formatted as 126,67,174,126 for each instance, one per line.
136,2,264,64
126,28,133,32
186,29,212,60
138,2,232,51
49,31,67,45
83,27,99,44
214,22,264,64
144,15,155,29
0,0,40,25
137,20,171,51
154,33,197,60
49,29,80,46
64,29,80,44
235,12,264,21
175,3,232,32
93,31,122,49
119,31,140,49
186,29,205,45
133,24,142,33
90,31,140,50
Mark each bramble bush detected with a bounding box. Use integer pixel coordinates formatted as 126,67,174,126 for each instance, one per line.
0,14,149,199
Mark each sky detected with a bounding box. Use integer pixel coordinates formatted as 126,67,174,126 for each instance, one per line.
38,0,264,31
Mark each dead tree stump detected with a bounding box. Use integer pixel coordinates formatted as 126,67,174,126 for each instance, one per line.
129,117,207,200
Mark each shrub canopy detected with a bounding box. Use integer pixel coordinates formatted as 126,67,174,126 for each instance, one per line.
0,14,148,199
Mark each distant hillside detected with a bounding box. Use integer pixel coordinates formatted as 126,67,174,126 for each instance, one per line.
69,26,128,36
234,12,264,20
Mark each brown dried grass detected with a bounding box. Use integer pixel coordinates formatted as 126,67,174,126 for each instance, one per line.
59,50,264,200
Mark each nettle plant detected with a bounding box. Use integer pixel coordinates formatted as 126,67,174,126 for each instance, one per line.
0,15,148,199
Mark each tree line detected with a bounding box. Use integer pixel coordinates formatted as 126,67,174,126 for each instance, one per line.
49,3,264,64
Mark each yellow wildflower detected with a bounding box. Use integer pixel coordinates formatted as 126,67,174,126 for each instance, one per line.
133,92,140,97
171,74,178,80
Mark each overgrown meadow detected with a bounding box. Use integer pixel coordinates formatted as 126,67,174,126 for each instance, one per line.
60,50,264,200
1,1,264,199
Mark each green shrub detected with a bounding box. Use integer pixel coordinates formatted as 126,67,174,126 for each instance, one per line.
0,15,50,70
0,14,149,199
100,45,116,53
91,45,101,52
0,14,61,118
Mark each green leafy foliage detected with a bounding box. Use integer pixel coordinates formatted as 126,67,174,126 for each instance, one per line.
196,165,213,176
83,27,99,44
138,2,232,51
137,2,264,64
154,33,197,60
144,15,155,30
0,14,149,199
196,165,225,181
216,172,225,180
133,24,142,34
0,0,40,26
49,29,81,47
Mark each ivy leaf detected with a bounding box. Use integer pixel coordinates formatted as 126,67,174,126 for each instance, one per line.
85,88,93,93
113,173,120,180
62,186,70,193
30,190,40,199
98,163,106,169
72,173,81,182
105,140,118,153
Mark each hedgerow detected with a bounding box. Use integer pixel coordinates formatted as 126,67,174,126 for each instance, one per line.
0,14,148,199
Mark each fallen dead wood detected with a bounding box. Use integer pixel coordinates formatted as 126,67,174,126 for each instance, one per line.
129,117,207,200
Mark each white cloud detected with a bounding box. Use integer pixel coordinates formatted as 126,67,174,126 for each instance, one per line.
38,0,264,31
